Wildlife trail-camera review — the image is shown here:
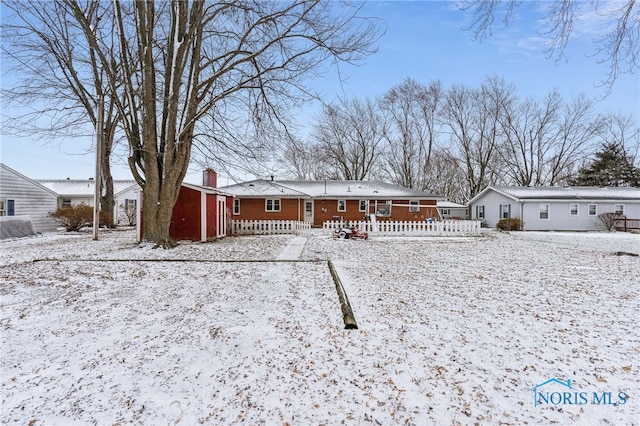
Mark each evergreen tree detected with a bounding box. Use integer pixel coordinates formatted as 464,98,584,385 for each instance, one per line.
569,143,640,187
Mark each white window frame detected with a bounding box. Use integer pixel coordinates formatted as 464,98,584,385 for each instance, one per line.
500,204,511,219
588,204,597,216
539,203,550,220
359,200,368,212
62,198,72,207
376,201,391,217
476,205,485,219
266,199,281,212
337,199,346,212
569,203,579,216
614,204,625,215
233,199,240,215
441,208,450,216
6,199,15,216
409,200,420,213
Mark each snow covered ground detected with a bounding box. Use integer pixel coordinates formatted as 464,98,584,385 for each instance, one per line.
1,229,638,425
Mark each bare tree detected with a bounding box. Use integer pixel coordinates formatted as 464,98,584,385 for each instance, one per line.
498,91,562,186
60,0,381,246
283,135,332,180
546,94,604,185
598,112,640,169
378,78,443,190
425,148,469,204
458,0,640,90
443,77,512,200
311,97,385,180
2,1,121,225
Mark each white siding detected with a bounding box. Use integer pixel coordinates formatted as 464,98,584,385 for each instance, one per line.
521,201,604,231
469,191,517,228
115,185,140,225
470,186,640,231
0,164,58,232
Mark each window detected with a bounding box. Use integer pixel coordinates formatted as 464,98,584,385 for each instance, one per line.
476,205,485,219
409,200,420,212
570,204,579,216
6,199,15,216
539,203,550,220
588,204,597,216
359,200,368,212
125,199,136,209
337,199,346,212
233,199,240,215
0,200,4,216
441,208,450,216
62,198,72,207
376,201,391,217
500,204,511,219
266,199,280,212
614,204,625,215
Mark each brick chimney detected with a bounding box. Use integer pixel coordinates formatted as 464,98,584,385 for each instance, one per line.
203,169,217,188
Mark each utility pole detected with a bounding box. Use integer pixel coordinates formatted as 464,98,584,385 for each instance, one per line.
93,94,103,240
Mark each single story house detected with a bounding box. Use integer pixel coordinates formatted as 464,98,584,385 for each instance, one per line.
217,178,443,226
467,185,640,231
37,178,140,226
0,163,59,233
138,170,233,242
437,201,468,220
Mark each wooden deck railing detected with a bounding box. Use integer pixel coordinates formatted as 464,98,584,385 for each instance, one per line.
615,218,640,231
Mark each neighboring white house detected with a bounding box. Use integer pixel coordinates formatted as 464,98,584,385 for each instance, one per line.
0,163,59,232
468,185,640,231
437,201,468,219
37,179,140,226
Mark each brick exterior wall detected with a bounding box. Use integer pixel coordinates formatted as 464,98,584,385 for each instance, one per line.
233,197,438,226
233,198,303,221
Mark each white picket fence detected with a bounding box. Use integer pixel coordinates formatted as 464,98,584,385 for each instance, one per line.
232,220,312,235
323,220,482,236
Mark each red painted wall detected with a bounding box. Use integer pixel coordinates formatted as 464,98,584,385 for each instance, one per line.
169,186,202,241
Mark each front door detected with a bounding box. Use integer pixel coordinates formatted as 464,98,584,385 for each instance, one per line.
304,200,314,224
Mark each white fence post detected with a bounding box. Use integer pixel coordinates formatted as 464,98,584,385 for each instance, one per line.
232,220,312,236
322,219,482,237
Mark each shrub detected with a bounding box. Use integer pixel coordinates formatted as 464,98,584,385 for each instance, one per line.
598,212,623,232
49,203,112,232
496,217,523,231
120,203,137,226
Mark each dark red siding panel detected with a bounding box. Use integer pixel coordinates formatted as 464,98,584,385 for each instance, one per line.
206,193,217,240
169,186,201,241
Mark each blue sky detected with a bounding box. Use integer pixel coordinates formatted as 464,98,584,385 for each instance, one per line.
1,1,638,184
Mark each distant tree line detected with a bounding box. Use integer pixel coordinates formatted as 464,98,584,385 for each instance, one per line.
284,76,640,203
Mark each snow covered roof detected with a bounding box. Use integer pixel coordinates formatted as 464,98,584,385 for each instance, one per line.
37,179,139,197
182,182,233,197
437,201,467,209
470,185,640,204
218,179,443,199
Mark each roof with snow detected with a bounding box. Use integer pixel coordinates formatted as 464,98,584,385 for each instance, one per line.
437,201,467,209
218,179,443,199
37,179,139,197
470,185,640,204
